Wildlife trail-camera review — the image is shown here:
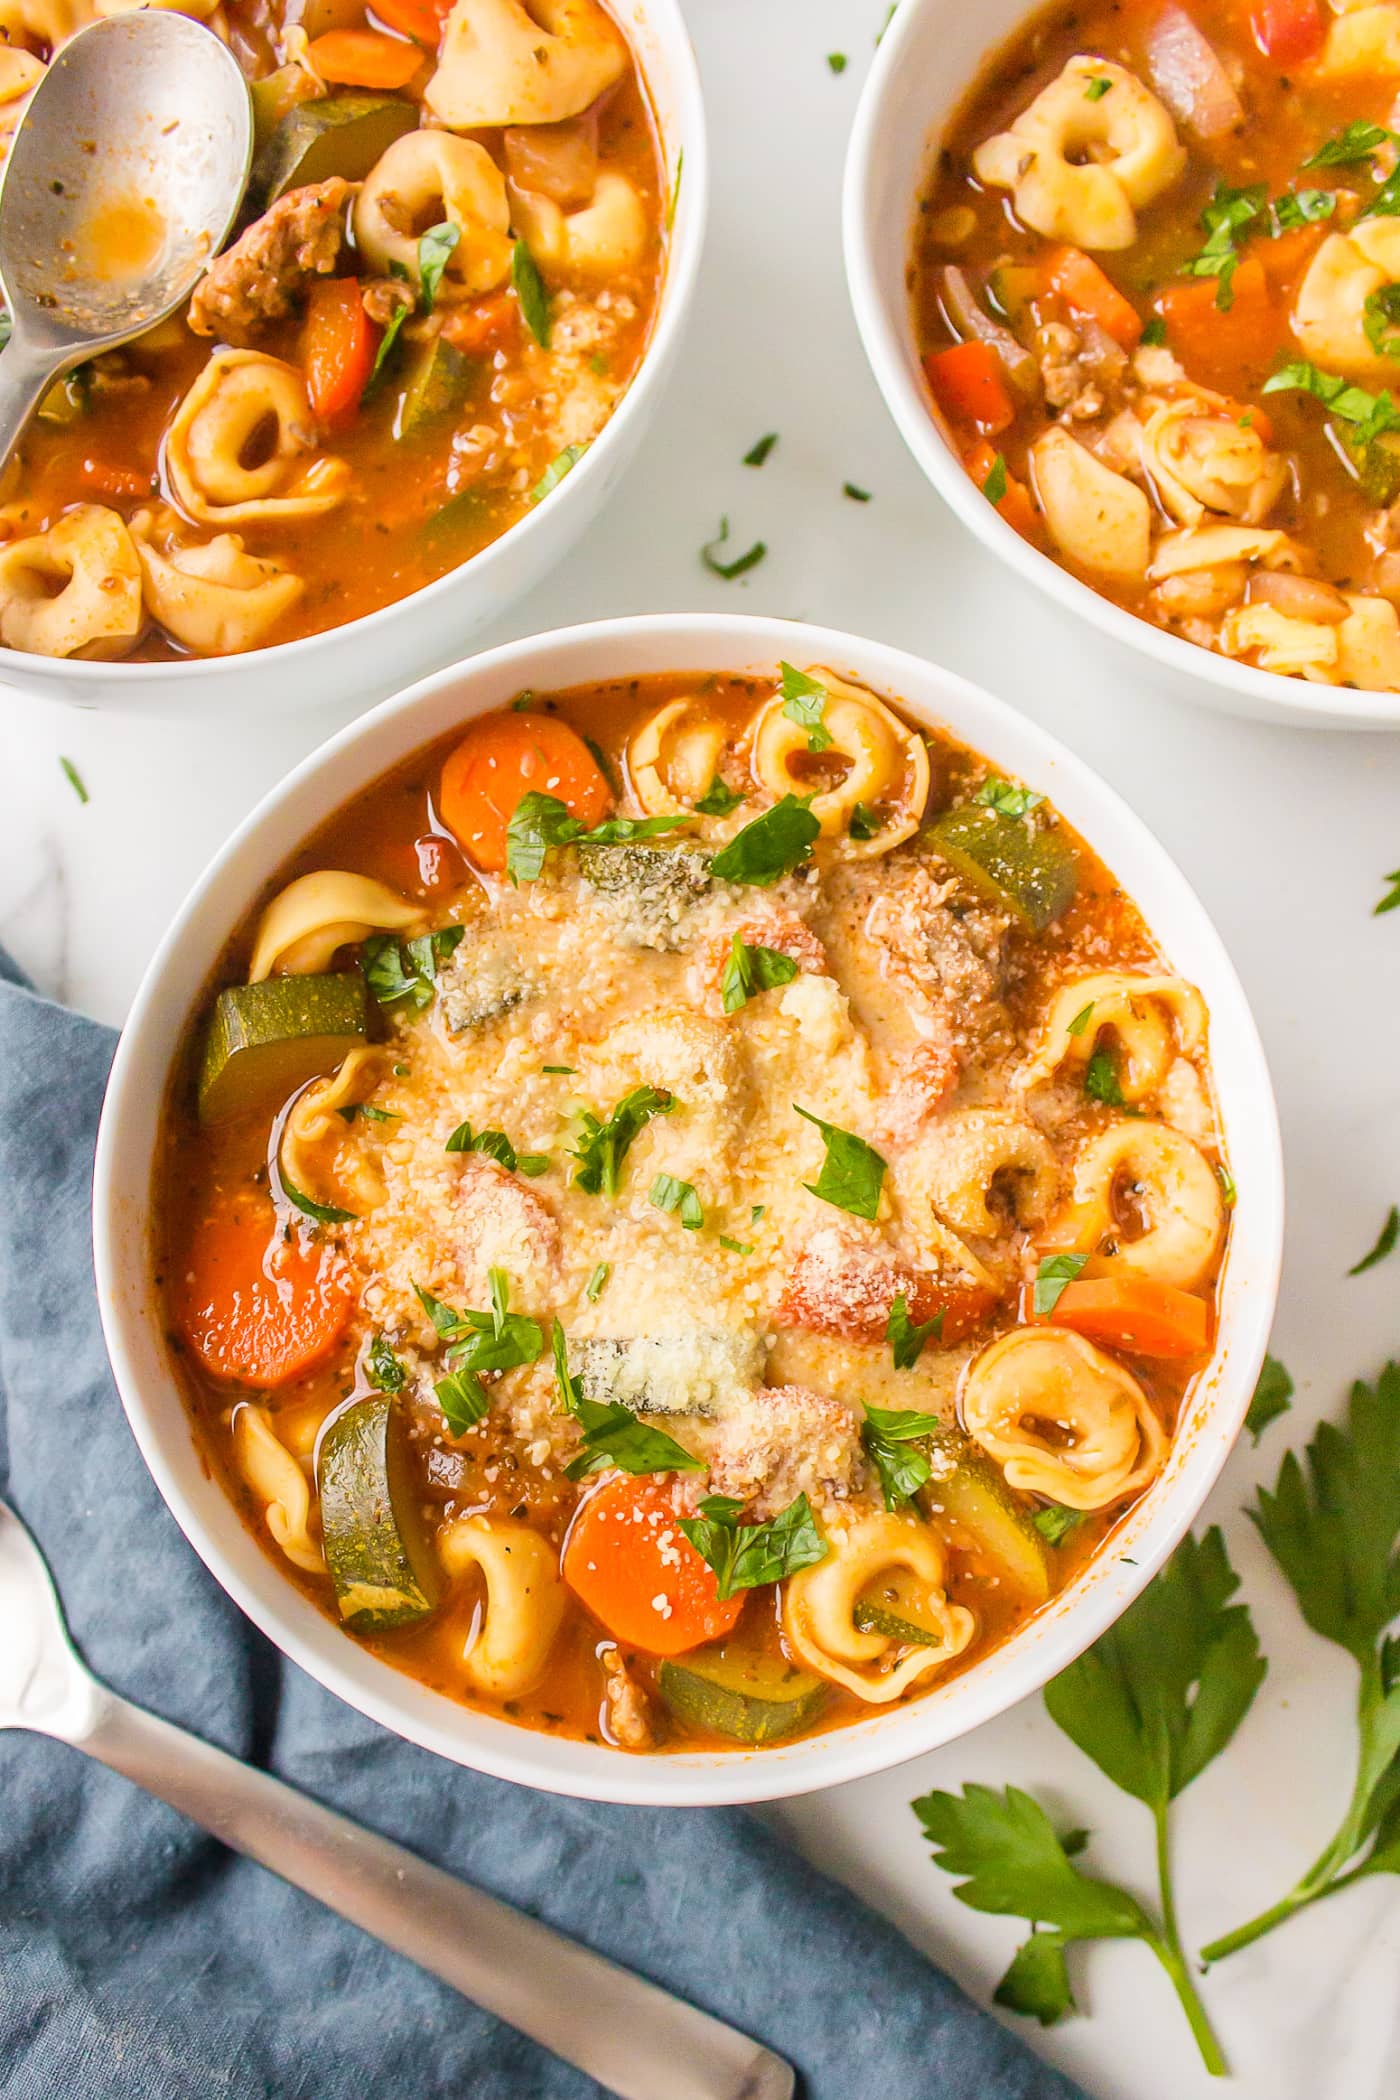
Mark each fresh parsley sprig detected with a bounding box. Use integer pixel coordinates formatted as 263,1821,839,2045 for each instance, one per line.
1202,1364,1400,1962
720,933,800,1013
678,1490,828,1598
779,662,832,752
708,794,821,887
363,925,465,1013
793,1104,886,1219
504,791,689,883
861,1404,945,1510
571,1085,675,1197
413,1269,543,1433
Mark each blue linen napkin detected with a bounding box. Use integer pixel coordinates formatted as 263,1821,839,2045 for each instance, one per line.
0,954,1087,2100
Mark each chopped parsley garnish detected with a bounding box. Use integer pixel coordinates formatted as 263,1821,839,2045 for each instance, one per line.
416,1269,543,1433
848,801,882,841
860,1405,945,1510
1066,1002,1095,1037
1262,360,1400,447
1375,865,1400,915
1303,120,1392,168
1083,1047,1126,1107
1245,1353,1293,1442
511,237,551,345
744,431,779,466
695,773,745,816
59,755,88,804
779,661,832,751
1033,1252,1089,1316
543,1064,576,1075
701,515,767,579
1271,188,1336,234
843,481,872,502
363,925,464,1012
876,2,896,42
709,793,820,887
1140,317,1168,347
1181,181,1268,311
1216,1162,1237,1208
720,933,800,1013
649,1172,704,1230
585,1261,610,1302
279,1173,356,1225
530,443,587,503
666,146,683,232
338,1101,399,1126
794,1104,886,1220
827,50,847,73
719,1235,753,1255
678,1490,828,1597
504,790,687,883
975,776,1044,819
418,221,461,313
571,1084,675,1197
886,1290,943,1370
1032,1503,1089,1545
1363,283,1400,362
552,1321,703,1480
1348,1203,1399,1275
365,285,409,391
981,453,1008,504
1083,75,1112,100
365,1333,405,1394
445,1121,547,1176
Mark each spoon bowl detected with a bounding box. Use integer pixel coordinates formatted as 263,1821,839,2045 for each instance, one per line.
0,11,251,459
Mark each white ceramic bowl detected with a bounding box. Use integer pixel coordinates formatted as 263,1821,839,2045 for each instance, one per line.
9,2,705,718
93,613,1284,1805
843,0,1400,731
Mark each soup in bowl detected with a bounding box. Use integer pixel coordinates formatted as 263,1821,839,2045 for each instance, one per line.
0,1,701,711
846,0,1400,723
94,616,1282,1804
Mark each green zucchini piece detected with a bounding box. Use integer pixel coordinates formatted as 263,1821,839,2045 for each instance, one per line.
251,93,416,207
197,971,368,1125
573,1331,764,1417
658,1646,829,1744
1357,434,1400,507
923,1421,1052,1602
318,1395,440,1632
400,337,475,435
578,842,713,950
929,804,1078,933
853,1570,946,1646
436,930,541,1033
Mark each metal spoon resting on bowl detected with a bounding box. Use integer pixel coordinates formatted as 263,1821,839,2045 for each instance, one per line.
0,11,252,469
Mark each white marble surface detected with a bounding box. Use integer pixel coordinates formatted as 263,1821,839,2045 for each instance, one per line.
2,3,1399,2095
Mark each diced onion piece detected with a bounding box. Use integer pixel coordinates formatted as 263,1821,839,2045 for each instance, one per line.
1147,4,1244,141
940,266,1040,396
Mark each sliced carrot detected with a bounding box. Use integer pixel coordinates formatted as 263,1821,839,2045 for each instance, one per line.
924,340,1015,435
963,439,1038,540
1250,0,1324,65
79,458,153,502
302,277,379,427
440,291,521,356
1046,245,1143,351
369,0,450,44
1028,1277,1210,1359
177,1191,355,1387
1156,257,1285,395
439,710,612,872
307,27,423,88
562,1475,745,1656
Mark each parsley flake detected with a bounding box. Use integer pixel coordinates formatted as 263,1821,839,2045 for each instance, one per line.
744,432,778,466
571,1085,675,1197
794,1104,886,1220
702,516,767,579
779,661,832,752
1348,1204,1399,1275
721,933,800,1012
1033,1252,1088,1316
650,1172,704,1230
887,1290,943,1369
679,1490,828,1597
510,237,551,345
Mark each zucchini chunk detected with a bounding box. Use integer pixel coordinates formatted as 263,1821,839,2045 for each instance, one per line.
574,1331,764,1418
318,1395,440,1633
853,1569,947,1646
437,931,541,1034
658,1645,829,1744
929,805,1078,933
251,93,417,207
197,971,368,1124
923,1421,1052,1602
400,338,475,435
577,842,712,951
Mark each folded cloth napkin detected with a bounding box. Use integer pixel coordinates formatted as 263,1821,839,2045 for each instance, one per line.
0,955,1086,2100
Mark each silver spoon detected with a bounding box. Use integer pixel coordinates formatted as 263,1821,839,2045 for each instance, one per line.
0,12,252,469
0,1498,793,2100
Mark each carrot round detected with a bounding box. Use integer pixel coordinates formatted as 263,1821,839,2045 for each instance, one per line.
306,28,423,88
369,0,450,45
439,711,611,872
177,1191,356,1387
562,1475,745,1656
924,341,1015,435
1033,1277,1210,1359
1045,246,1142,351
302,277,379,426
1156,258,1285,394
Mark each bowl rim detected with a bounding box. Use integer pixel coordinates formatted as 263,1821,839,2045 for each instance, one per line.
4,0,706,693
92,611,1285,1806
841,0,1400,731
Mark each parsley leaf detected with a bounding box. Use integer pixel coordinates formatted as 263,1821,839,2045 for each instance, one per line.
678,1490,828,1598
585,1261,610,1302
59,755,88,804
794,1103,886,1219
280,1173,356,1225
1204,1365,1400,1960
1180,181,1267,310
1349,1203,1399,1275
848,801,882,841
1140,316,1168,346
981,452,1008,504
744,431,778,465
826,50,847,73
708,794,820,887
843,481,872,501
511,237,551,345
1033,1503,1089,1546
551,1320,703,1480
886,1290,943,1369
861,1404,945,1510
975,776,1044,818
1375,866,1400,915
363,925,464,1012
1304,120,1393,168
1271,187,1336,234
571,1084,675,1197
366,1333,405,1393
779,661,832,751
504,789,687,882
418,1269,543,1432
1083,1047,1126,1106
649,1172,704,1229
1246,1354,1294,1442
418,221,461,313
1364,284,1400,362
720,933,800,1013
994,1929,1075,2025
531,443,586,502
695,774,745,816
1033,1252,1088,1316
365,295,409,392
1083,74,1112,101
701,515,767,578
445,1120,547,1176
1262,360,1400,447
1066,1001,1095,1037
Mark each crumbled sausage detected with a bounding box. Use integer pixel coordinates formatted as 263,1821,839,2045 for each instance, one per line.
187,179,355,345
601,1648,655,1750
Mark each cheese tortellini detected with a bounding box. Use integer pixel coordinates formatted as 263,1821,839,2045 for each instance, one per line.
0,45,42,150
129,509,303,656
426,0,626,131
232,1404,325,1575
906,1110,1061,1241
972,56,1186,250
1025,973,1207,1103
1138,398,1287,528
1293,218,1400,379
1061,1118,1225,1289
749,668,930,852
783,1510,975,1701
961,1327,1167,1509
281,1046,392,1215
627,696,729,815
248,871,424,981
438,1515,567,1697
507,172,648,280
1030,428,1152,580
166,351,349,527
355,131,512,298
0,504,143,659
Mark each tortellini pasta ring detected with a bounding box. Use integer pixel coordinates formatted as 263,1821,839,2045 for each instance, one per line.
355,130,512,298
280,1046,392,1214
1059,1118,1225,1290
507,172,648,280
425,0,626,131
1138,398,1287,528
0,0,92,50
165,350,350,527
1024,972,1207,1103
906,1110,1061,1241
130,508,303,656
232,1403,326,1575
961,1327,1166,1510
626,697,729,816
0,503,144,660
248,870,425,981
783,1510,975,1702
1293,218,1400,380
749,669,930,851
972,56,1186,251
1029,427,1151,581
438,1515,567,1698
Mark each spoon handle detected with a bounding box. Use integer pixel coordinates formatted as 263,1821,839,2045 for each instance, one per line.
68,1684,794,2100
0,331,61,464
